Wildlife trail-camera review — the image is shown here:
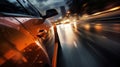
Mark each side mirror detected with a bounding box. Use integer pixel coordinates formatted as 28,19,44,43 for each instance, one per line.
43,9,58,19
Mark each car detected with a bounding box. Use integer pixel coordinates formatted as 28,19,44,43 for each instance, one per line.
0,0,58,67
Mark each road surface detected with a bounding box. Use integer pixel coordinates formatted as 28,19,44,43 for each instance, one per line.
56,22,120,67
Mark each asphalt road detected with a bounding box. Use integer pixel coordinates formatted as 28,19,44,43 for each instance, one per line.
56,22,120,67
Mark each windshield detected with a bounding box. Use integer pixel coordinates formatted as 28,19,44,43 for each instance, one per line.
0,0,29,15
